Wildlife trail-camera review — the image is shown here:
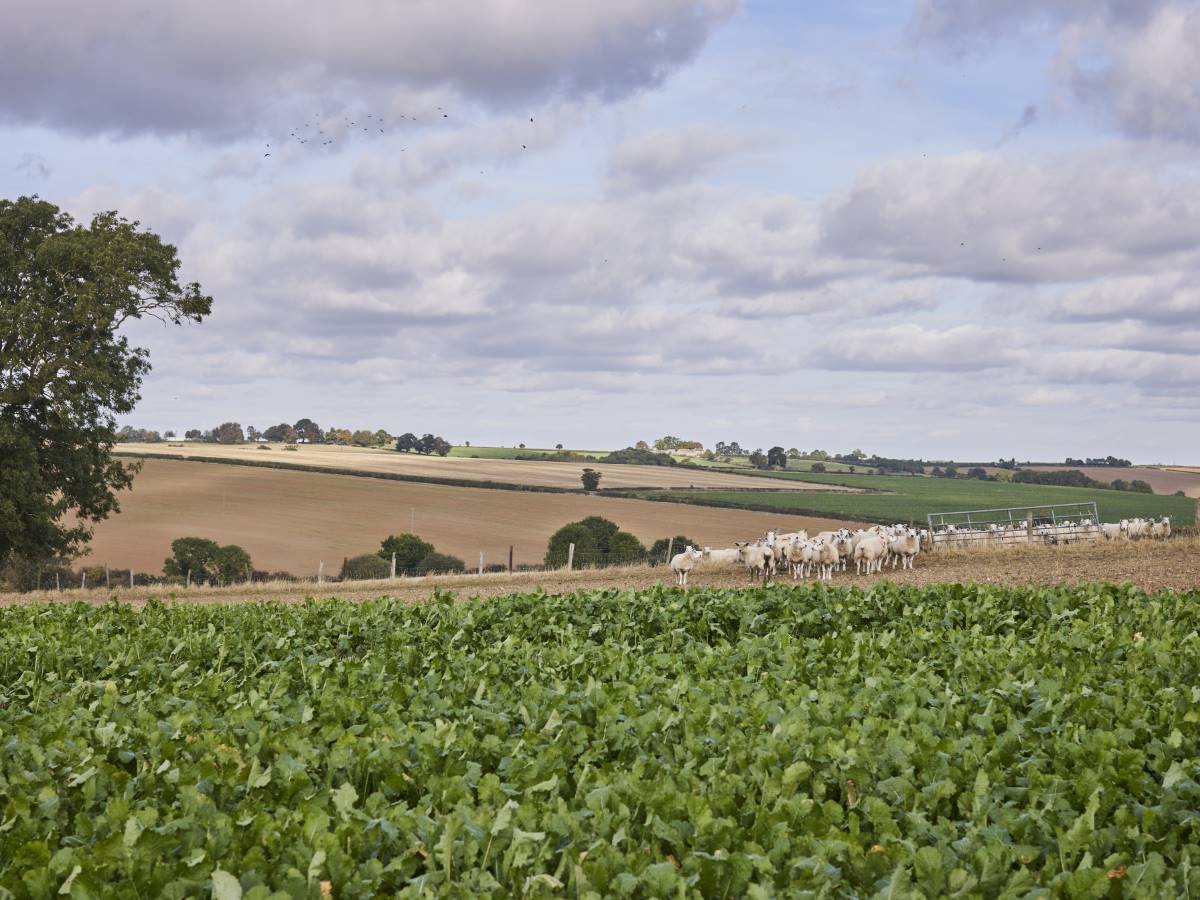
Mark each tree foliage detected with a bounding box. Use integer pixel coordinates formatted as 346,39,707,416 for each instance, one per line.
0,196,211,569
213,422,244,444
378,533,435,574
580,468,601,490
767,446,787,468
162,536,251,585
341,553,391,581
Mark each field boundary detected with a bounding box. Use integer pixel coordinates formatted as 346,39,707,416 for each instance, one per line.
608,488,903,525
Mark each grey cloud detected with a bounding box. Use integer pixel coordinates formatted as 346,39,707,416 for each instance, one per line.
15,153,50,177
606,124,752,193
910,0,1159,53
0,0,739,140
820,150,1200,283
992,104,1038,147
812,324,1020,372
720,279,943,320
1047,275,1200,325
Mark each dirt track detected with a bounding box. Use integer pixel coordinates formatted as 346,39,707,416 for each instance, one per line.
114,443,854,492
11,536,1197,608
77,459,861,575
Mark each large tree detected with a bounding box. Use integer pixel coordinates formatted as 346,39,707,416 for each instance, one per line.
0,197,211,569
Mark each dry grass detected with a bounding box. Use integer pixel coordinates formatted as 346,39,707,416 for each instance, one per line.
77,459,863,574
8,536,1196,609
114,443,855,492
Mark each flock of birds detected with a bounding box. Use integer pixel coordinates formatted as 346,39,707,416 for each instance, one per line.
262,110,536,159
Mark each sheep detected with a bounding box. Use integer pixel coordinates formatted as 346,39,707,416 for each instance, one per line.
887,529,920,570
1100,523,1123,541
670,546,704,588
854,534,887,575
1150,516,1172,540
790,540,817,580
735,541,773,584
701,547,740,566
813,539,839,582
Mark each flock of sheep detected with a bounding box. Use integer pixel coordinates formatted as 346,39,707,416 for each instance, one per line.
669,525,921,587
667,515,1174,587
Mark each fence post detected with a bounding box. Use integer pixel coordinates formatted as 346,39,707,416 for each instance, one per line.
1026,512,1033,543
391,552,397,579
81,571,86,591
318,561,324,584
508,545,513,573
129,570,134,588
56,572,61,592
666,537,674,566
478,551,484,575
567,543,575,571
186,570,191,589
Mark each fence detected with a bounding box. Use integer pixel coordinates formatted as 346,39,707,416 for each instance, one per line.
926,501,1102,549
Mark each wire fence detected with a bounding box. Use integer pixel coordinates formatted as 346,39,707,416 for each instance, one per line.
927,502,1103,549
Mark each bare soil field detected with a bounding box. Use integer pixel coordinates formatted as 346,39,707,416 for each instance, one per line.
115,443,855,492
9,536,1197,608
1024,465,1200,497
79,459,861,575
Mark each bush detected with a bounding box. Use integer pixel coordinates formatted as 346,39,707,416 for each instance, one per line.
581,468,601,490
811,462,826,473
545,516,643,568
648,535,700,565
415,551,466,575
483,563,509,573
378,533,434,574
603,447,678,466
341,553,392,581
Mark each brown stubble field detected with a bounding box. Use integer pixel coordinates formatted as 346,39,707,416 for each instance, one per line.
8,536,1198,608
1023,465,1200,498
113,443,855,491
78,459,861,576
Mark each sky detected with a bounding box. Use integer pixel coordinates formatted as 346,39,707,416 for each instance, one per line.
3,0,1199,463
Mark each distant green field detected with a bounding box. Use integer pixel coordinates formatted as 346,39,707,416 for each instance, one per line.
639,472,1195,525
450,446,609,460
675,455,873,474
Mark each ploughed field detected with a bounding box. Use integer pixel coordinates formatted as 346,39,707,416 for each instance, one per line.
4,582,1200,896
82,459,858,575
114,443,852,493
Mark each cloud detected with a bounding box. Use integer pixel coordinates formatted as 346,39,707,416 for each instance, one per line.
1047,275,1200,325
606,124,750,194
820,149,1200,283
0,0,740,140
812,323,1020,373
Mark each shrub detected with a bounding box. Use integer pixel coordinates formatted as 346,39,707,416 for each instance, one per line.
378,533,434,574
581,468,601,490
811,462,826,473
603,447,677,466
341,553,392,581
415,552,466,575
648,535,700,565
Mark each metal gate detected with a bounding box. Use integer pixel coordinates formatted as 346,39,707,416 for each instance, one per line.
926,501,1101,549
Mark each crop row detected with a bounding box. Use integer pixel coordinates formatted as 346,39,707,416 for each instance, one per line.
2,583,1199,897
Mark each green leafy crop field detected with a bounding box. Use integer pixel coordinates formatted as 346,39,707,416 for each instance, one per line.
4,584,1200,896
641,474,1195,525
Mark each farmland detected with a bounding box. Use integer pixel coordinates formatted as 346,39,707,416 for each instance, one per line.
79,459,858,575
637,471,1196,525
113,443,847,492
5,581,1200,896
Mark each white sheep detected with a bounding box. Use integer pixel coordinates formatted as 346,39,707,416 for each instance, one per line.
735,541,774,584
854,534,887,575
670,546,704,588
813,539,839,582
888,529,920,570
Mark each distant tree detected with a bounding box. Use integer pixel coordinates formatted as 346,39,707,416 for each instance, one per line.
1110,479,1129,491
164,430,176,439
212,544,252,584
608,531,647,564
414,551,466,575
848,465,856,473
395,432,419,453
810,449,830,460
847,449,867,460
431,436,452,456
581,468,602,490
648,535,700,565
544,523,599,568
654,436,703,451
163,537,222,583
325,428,353,446
341,553,390,581
213,422,244,444
811,462,827,473
263,423,295,442
635,440,649,450
245,426,259,442
930,466,945,477
293,418,323,443
518,443,526,449
184,429,202,439
767,446,787,468
749,450,768,469
786,448,800,458
371,429,393,448
966,466,990,480
942,465,958,478
1175,490,1187,497
378,533,434,574
555,443,564,450
1130,479,1154,494
417,433,437,454
115,426,162,442
351,429,374,447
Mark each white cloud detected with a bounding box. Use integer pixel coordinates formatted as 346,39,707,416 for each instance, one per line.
606,124,752,193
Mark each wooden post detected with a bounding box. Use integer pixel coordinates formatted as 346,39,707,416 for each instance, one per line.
1026,512,1034,544
666,537,674,566
56,572,61,592
478,551,484,575
390,552,397,579
81,571,87,590
318,561,324,584
129,570,134,588
186,570,191,589
508,545,514,573
567,543,575,571
106,565,110,589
